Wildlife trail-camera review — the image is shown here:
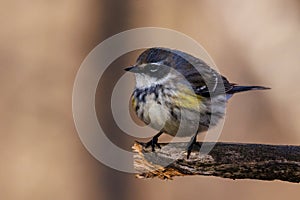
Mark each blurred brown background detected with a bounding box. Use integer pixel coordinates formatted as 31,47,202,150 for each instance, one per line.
1,0,300,199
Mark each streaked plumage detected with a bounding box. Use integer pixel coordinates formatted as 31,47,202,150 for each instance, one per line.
125,47,270,158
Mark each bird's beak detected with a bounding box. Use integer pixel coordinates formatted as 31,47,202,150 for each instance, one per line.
124,66,141,73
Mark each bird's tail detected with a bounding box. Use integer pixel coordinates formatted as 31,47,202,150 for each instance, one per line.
228,85,271,94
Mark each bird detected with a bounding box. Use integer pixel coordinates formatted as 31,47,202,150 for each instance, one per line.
125,47,270,158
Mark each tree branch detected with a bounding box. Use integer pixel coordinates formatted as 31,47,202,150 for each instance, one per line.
132,142,300,183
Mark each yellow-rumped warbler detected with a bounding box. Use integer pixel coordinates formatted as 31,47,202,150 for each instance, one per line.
125,47,270,158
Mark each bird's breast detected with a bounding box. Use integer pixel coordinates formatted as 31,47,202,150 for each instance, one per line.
131,89,171,131
131,85,227,136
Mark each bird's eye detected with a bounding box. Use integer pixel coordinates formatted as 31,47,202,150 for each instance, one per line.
146,64,159,73
143,63,170,79
150,66,158,72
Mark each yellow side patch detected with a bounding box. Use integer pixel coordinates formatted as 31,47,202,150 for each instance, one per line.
173,85,203,110
131,95,137,108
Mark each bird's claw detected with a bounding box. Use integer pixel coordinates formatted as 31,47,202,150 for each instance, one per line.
145,136,161,152
186,135,200,159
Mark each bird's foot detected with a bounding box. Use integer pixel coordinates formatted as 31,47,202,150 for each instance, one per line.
145,136,161,152
186,135,199,159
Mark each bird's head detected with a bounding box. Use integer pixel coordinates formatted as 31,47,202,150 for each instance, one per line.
124,48,190,89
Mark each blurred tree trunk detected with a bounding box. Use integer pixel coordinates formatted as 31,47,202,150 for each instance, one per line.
96,1,132,200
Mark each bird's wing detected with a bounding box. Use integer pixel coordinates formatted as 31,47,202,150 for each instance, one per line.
170,49,233,97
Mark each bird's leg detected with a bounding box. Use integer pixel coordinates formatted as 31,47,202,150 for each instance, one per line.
145,131,163,152
187,133,199,159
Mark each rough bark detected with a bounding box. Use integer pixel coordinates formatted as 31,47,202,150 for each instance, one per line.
132,142,300,183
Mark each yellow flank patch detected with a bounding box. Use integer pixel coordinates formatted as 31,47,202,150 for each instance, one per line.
131,95,137,108
173,85,202,110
